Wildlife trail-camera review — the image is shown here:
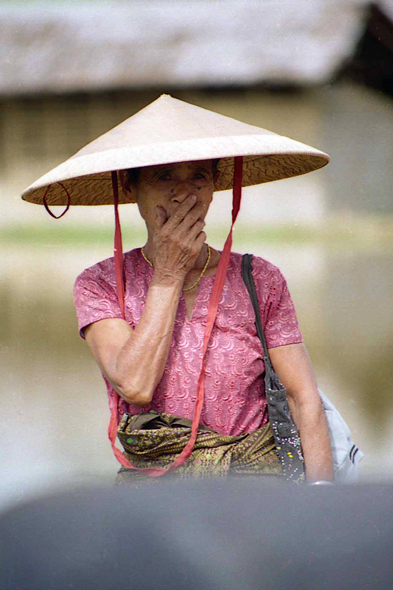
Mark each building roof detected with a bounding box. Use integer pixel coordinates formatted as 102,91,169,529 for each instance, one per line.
0,0,380,95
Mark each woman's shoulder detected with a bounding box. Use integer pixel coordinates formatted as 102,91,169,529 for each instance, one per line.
74,248,140,287
229,251,283,280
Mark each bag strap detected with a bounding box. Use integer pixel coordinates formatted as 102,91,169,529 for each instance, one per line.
241,254,283,392
241,255,273,376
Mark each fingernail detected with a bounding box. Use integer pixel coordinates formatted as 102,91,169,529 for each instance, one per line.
191,194,197,201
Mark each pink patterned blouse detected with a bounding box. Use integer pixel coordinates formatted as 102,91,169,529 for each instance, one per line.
73,249,302,436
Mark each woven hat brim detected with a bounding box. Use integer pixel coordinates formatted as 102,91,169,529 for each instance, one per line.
22,135,328,206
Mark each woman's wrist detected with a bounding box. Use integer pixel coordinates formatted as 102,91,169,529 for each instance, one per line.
150,272,184,290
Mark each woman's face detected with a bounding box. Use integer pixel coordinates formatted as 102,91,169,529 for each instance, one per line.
124,160,216,230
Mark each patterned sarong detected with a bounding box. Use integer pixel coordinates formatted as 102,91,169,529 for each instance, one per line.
116,411,283,484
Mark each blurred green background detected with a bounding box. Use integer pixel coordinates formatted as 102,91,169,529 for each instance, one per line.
1,1,393,508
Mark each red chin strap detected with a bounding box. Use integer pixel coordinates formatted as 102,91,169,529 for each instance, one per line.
109,157,243,476
111,172,125,318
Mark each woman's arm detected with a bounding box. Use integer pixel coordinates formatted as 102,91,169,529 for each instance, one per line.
84,194,207,407
269,343,334,482
84,276,183,407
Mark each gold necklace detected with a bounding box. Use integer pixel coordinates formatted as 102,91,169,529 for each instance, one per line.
141,244,211,292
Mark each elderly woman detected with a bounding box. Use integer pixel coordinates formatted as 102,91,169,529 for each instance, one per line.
74,157,333,482
23,95,333,482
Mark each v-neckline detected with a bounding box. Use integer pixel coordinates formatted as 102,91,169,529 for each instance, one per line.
181,275,214,322
138,248,217,323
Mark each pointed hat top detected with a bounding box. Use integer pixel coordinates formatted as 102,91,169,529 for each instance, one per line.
22,94,329,206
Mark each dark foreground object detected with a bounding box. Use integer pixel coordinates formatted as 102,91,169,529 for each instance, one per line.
1,479,392,590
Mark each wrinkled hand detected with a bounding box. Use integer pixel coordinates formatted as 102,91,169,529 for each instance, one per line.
148,195,207,284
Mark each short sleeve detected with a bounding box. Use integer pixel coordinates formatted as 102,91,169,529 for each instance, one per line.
252,257,302,349
73,260,123,338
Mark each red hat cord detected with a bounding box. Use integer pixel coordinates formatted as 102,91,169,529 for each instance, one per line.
43,183,71,219
111,171,126,319
108,157,243,476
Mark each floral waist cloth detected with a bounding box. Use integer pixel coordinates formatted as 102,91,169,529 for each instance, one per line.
116,411,283,482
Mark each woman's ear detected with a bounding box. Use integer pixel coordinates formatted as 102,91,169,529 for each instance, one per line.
119,169,137,203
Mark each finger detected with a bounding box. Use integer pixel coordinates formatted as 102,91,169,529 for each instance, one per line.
192,230,207,253
163,195,198,231
155,206,167,229
173,202,207,235
187,219,206,242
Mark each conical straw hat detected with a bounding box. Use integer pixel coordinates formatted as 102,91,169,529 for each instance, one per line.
22,94,329,207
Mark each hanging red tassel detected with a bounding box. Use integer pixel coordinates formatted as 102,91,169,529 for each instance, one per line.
108,158,243,475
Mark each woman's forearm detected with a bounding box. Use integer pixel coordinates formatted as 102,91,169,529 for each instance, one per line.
113,275,183,405
269,344,334,483
85,274,184,406
288,394,334,482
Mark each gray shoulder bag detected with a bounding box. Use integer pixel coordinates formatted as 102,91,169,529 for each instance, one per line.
241,253,305,483
241,254,363,483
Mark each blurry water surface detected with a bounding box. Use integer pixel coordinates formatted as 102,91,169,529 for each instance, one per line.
2,226,393,509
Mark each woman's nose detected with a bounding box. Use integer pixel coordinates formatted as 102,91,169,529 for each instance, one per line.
170,181,199,203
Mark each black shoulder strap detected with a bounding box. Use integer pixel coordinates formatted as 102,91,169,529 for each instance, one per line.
241,254,274,374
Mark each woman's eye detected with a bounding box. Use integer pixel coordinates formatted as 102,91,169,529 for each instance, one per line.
194,173,208,180
158,173,171,181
